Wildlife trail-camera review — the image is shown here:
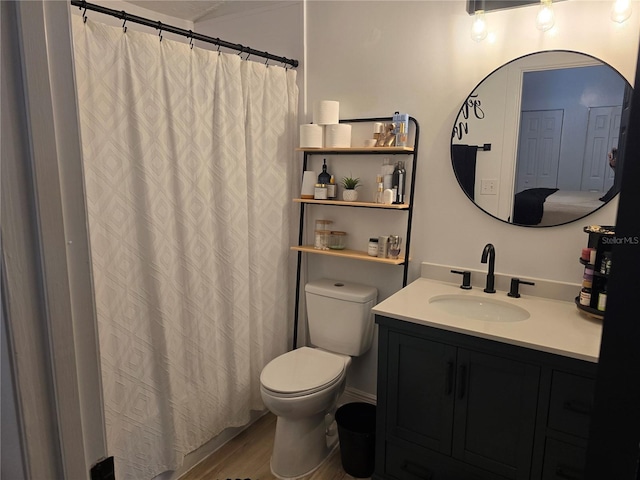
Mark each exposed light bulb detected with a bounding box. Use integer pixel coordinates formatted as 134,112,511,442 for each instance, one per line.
536,0,555,32
471,10,488,42
612,0,632,23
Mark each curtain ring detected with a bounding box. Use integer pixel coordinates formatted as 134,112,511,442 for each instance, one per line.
265,57,269,67
157,21,163,42
188,30,194,49
237,45,244,56
122,12,127,33
216,39,221,56
82,6,88,23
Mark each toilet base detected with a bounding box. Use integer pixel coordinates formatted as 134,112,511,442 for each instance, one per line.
270,412,338,479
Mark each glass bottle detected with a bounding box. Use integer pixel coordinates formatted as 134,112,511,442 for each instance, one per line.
392,161,406,204
579,287,592,307
597,285,607,312
396,121,408,147
375,175,384,204
327,175,337,199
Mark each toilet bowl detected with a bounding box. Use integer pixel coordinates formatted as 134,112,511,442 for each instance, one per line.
260,279,377,479
260,347,351,479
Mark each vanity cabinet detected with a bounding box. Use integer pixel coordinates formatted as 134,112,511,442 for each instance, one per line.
537,370,595,480
375,316,597,480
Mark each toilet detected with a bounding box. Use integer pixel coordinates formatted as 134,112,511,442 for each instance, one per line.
260,278,377,479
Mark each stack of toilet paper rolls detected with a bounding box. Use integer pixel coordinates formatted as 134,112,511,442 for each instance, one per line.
299,100,352,148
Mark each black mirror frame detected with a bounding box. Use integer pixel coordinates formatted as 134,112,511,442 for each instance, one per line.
451,50,631,228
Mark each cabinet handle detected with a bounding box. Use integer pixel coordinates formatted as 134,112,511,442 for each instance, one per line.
458,365,467,399
445,361,454,395
555,465,584,480
401,460,434,479
563,400,592,416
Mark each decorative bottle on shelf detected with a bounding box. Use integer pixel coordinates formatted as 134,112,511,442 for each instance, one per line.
318,159,331,185
327,175,337,199
375,175,384,204
579,286,592,307
395,113,409,147
392,161,406,204
597,285,607,312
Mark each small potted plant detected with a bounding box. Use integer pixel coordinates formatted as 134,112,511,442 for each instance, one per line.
341,175,361,201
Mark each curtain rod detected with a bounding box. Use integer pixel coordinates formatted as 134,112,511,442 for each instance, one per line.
70,0,299,68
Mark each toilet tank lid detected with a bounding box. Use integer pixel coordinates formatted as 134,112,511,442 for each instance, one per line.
305,279,377,303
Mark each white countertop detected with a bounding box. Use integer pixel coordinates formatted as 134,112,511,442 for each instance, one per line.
372,277,603,363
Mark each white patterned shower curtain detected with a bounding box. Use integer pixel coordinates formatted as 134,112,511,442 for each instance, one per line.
71,15,297,479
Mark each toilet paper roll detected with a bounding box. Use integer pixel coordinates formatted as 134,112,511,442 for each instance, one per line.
313,100,340,125
299,124,324,148
301,171,317,199
373,122,385,134
324,124,352,148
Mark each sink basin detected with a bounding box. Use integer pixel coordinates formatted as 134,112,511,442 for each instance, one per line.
429,294,530,322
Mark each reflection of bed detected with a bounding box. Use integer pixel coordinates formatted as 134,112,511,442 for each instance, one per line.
513,189,604,226
539,190,605,226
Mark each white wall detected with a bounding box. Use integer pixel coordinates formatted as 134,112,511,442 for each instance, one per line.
196,1,303,64
303,0,639,395
78,1,195,37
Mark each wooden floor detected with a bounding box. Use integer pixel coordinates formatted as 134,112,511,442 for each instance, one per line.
179,413,369,480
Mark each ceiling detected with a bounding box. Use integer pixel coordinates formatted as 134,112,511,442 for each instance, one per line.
125,0,282,23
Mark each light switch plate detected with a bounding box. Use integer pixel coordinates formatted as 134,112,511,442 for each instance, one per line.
480,179,498,195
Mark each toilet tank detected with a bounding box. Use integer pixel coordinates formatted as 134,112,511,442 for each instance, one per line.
305,279,378,356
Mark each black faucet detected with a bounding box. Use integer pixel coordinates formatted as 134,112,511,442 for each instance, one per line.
481,243,496,293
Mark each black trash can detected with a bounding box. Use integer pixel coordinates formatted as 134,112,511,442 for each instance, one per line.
335,402,376,478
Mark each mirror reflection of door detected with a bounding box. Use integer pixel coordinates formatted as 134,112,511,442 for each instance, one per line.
516,109,564,193
581,105,622,192
515,65,625,197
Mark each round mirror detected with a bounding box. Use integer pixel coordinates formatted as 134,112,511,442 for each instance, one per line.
451,51,631,227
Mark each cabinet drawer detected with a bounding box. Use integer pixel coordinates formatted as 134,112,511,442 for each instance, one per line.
386,442,437,480
384,441,499,480
548,371,595,438
541,438,586,480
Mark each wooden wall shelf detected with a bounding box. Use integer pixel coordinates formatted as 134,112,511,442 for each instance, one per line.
293,198,409,209
290,115,420,349
291,246,405,265
296,146,414,154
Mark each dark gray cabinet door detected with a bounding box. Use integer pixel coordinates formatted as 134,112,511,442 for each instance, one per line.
387,331,457,455
452,349,540,480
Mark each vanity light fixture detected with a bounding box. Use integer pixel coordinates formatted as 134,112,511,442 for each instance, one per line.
611,0,632,23
471,9,488,42
535,0,555,31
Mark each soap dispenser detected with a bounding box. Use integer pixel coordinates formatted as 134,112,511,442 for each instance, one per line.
318,159,331,185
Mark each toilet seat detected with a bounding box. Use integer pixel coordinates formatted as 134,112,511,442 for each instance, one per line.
261,347,348,398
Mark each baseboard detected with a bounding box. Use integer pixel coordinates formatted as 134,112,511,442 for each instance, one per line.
339,386,377,406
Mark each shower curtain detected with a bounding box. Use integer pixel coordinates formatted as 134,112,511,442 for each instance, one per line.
71,15,297,479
